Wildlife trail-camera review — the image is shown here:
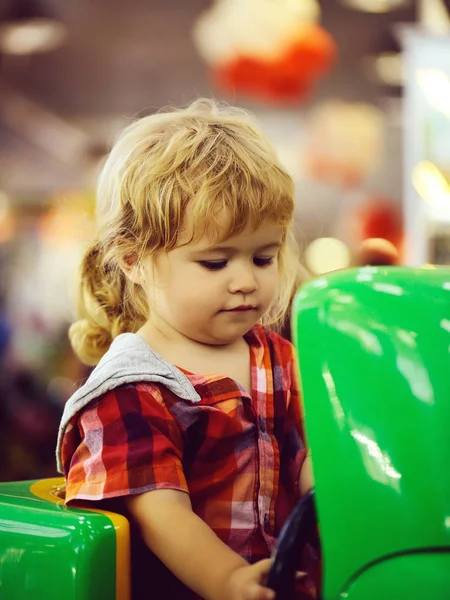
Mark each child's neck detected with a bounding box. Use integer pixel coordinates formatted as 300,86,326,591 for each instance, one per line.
137,319,252,393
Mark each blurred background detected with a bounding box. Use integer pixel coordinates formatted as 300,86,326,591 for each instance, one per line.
0,0,449,482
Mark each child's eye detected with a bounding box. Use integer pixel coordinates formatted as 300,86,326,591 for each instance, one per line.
253,256,274,267
198,260,228,271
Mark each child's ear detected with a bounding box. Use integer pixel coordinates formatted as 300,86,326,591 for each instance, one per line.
119,255,144,285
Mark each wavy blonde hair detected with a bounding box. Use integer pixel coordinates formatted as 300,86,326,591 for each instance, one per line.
70,99,304,365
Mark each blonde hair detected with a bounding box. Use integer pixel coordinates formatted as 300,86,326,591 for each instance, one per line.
70,99,304,365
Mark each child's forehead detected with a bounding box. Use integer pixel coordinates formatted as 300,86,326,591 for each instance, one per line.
179,215,284,252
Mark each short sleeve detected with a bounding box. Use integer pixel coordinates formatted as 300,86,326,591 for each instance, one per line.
63,383,188,504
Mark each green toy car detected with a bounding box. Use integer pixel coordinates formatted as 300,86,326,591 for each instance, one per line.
269,266,450,599
1,266,449,599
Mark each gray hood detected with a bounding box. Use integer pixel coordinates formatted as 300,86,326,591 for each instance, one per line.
56,333,200,473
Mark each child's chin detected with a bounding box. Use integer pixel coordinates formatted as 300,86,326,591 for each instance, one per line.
206,325,255,345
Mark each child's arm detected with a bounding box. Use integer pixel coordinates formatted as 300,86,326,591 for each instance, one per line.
126,488,274,600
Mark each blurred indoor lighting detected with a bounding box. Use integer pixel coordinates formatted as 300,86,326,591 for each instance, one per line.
305,237,351,274
194,0,321,65
0,0,67,55
412,161,450,221
363,52,404,86
417,69,450,118
340,0,409,12
418,0,450,34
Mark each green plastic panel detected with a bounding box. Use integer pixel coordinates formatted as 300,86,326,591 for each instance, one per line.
0,479,117,600
292,267,450,598
343,553,450,600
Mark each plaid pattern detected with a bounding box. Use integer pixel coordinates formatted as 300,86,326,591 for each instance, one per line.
62,324,307,563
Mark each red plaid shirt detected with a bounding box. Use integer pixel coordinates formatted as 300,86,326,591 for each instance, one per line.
62,324,309,590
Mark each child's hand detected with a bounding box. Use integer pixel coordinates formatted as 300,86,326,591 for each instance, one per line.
299,452,314,496
221,559,275,600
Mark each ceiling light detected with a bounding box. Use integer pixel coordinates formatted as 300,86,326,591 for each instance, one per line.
340,0,409,13
416,69,450,117
0,0,67,55
412,161,450,221
363,51,404,87
418,0,450,34
305,238,351,274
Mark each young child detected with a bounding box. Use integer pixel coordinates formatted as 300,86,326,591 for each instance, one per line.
56,99,314,600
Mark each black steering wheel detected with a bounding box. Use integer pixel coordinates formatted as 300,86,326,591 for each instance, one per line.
266,490,321,599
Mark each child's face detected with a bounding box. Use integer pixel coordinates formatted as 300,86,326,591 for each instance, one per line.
140,214,283,345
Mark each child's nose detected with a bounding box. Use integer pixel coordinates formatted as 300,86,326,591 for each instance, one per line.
228,263,258,294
